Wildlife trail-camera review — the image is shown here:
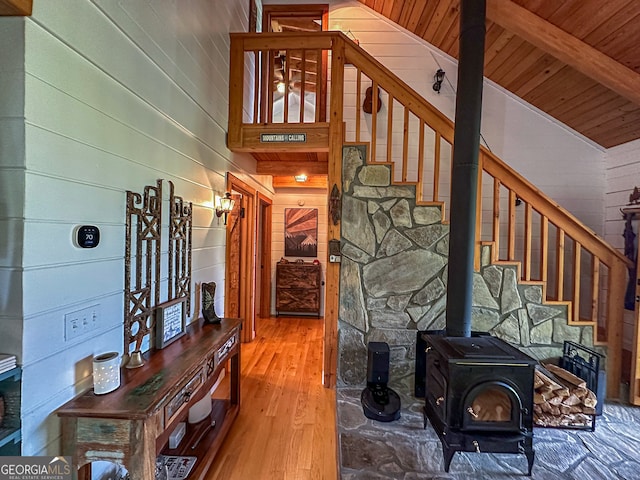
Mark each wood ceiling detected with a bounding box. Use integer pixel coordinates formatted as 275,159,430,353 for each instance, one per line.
0,0,32,16
5,1,638,148
0,0,33,16
357,0,640,149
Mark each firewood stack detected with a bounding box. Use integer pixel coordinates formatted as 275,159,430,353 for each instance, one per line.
533,363,597,428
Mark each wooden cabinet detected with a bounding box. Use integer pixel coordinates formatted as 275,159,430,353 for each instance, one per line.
276,262,322,316
0,367,21,456
56,318,241,480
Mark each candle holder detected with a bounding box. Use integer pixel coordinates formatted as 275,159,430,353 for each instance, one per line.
93,352,121,394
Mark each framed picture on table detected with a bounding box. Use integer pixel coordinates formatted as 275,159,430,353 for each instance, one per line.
155,297,187,349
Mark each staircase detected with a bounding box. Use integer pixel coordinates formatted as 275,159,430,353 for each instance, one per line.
227,32,635,402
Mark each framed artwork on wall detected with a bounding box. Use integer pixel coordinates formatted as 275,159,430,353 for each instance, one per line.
284,208,318,257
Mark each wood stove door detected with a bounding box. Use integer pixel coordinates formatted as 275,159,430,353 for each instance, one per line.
425,349,448,425
462,381,522,432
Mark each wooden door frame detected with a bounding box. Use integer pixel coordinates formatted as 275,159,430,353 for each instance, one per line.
257,192,273,318
225,174,257,343
261,4,329,33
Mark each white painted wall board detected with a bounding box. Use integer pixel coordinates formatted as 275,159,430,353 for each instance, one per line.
0,169,25,219
22,326,122,406
0,119,25,168
26,18,232,171
0,17,25,364
23,75,228,186
22,222,124,268
24,174,124,224
605,138,640,350
0,219,23,269
30,1,225,135
0,315,22,360
21,374,93,456
22,293,122,367
1,0,261,457
22,259,124,317
0,15,25,316
0,72,25,116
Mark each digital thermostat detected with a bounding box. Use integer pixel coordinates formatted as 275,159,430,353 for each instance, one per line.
74,225,100,248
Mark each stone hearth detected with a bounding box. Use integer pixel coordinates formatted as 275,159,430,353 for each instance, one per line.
338,383,640,479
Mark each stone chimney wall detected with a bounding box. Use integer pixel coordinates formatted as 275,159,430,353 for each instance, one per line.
337,145,592,390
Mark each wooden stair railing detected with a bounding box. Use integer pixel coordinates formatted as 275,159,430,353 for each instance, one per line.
228,32,633,400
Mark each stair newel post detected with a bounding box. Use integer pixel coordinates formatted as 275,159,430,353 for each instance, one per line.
228,34,245,150
607,259,625,399
492,177,501,263
324,34,346,388
508,189,517,261
525,203,533,281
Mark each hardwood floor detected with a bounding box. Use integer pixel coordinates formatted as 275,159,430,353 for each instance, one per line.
205,316,338,480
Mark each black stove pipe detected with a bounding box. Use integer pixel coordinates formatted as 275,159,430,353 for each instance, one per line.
445,0,486,338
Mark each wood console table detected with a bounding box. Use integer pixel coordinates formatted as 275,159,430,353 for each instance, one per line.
56,318,241,480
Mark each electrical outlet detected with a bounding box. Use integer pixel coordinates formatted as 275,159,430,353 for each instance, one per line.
64,305,100,341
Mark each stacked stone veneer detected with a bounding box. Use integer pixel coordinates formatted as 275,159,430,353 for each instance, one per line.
337,145,594,390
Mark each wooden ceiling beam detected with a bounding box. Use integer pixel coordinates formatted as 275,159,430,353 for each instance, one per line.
487,0,640,107
256,161,328,176
273,175,328,189
0,0,32,15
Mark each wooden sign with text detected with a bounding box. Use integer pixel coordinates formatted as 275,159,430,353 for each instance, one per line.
260,133,307,143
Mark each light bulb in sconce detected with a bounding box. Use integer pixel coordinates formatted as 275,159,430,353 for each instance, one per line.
93,352,121,395
215,192,235,225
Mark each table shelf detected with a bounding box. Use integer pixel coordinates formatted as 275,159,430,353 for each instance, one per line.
57,318,241,479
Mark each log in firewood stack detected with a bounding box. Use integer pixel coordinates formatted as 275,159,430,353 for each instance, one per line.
533,363,597,428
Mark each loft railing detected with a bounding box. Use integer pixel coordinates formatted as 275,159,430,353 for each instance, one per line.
228,33,333,153
228,32,634,400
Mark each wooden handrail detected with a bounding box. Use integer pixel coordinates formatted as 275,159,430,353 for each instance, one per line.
343,40,455,143
481,149,631,268
340,34,630,269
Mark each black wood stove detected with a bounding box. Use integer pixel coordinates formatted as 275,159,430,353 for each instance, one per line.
419,332,537,475
418,0,537,475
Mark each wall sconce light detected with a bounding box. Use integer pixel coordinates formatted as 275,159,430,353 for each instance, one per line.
432,69,445,94
215,192,235,225
294,174,308,182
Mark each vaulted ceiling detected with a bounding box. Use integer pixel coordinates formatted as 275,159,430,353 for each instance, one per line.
5,0,639,149
357,0,640,149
